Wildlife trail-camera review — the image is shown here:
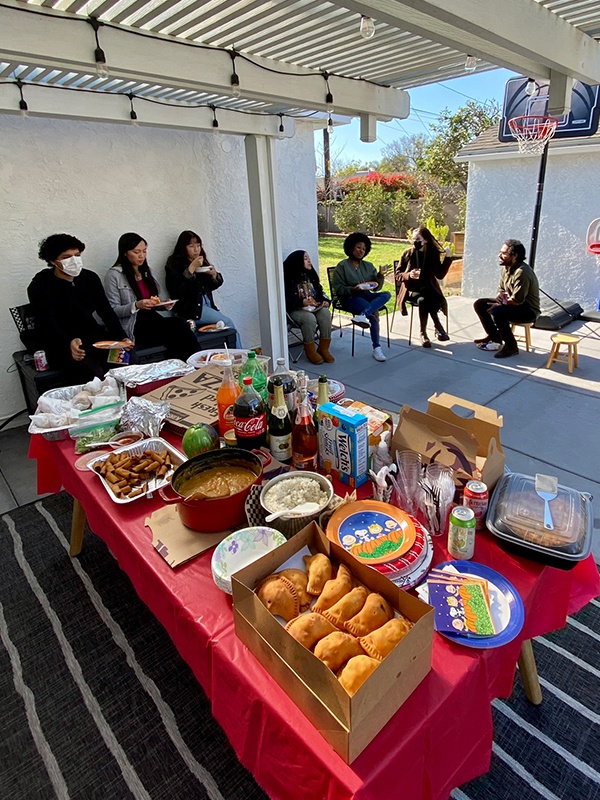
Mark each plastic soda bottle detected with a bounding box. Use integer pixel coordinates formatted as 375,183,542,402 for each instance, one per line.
216,358,240,436
239,351,268,404
233,376,267,450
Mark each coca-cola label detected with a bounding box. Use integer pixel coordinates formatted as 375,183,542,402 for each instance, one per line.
234,413,267,438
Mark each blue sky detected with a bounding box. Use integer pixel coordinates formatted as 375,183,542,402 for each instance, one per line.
318,67,519,167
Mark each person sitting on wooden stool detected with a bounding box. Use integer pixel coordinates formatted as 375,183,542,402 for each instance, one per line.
473,239,540,359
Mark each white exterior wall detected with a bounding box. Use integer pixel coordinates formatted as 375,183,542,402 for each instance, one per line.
463,152,600,306
0,115,317,420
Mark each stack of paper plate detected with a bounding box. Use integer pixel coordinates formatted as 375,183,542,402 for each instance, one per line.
325,500,433,589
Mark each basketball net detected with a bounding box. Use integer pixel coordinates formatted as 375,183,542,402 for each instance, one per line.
508,115,558,155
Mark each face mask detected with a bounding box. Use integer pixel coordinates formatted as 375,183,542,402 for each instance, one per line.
413,240,423,250
60,256,83,277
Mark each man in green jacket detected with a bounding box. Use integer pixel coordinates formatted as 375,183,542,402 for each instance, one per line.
473,239,540,359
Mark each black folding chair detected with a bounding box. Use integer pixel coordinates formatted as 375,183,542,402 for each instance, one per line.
286,312,305,364
326,267,390,357
390,261,449,345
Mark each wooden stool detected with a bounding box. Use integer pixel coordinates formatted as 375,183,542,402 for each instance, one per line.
511,322,533,352
546,333,580,373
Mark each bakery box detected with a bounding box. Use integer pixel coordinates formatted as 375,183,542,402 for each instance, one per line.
232,522,434,763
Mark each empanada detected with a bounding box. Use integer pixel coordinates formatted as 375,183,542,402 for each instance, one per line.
359,617,413,661
312,564,353,612
337,655,380,696
277,569,312,611
285,612,337,649
256,576,299,621
344,593,394,637
303,553,332,595
314,631,365,672
320,586,368,627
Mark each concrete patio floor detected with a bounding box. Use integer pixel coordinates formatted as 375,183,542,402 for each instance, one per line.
1,295,598,561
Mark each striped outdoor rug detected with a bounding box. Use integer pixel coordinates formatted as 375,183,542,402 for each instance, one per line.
1,493,598,800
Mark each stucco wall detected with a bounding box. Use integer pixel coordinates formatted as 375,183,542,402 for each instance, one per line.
463,153,600,307
0,115,317,421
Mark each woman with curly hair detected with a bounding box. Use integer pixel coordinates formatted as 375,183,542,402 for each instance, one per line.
395,226,452,347
283,249,333,364
332,232,391,362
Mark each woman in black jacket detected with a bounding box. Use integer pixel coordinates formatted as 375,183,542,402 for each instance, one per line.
283,249,333,364
395,226,452,347
165,230,241,347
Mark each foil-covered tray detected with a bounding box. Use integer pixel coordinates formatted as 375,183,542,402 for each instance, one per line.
28,380,125,440
86,437,186,504
108,359,194,387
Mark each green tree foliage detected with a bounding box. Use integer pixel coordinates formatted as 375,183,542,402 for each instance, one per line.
333,172,418,236
417,100,500,191
380,134,428,174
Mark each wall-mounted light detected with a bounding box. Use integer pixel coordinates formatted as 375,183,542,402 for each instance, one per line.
525,77,537,96
89,18,110,78
359,16,375,39
464,55,477,72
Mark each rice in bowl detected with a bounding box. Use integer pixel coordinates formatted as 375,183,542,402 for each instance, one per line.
263,476,330,514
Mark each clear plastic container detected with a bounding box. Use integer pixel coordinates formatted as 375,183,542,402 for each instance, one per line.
486,472,592,568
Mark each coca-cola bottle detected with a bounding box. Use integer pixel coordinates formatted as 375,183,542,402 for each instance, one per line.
233,376,267,450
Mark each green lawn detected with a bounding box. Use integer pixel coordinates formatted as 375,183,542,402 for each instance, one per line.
317,235,410,314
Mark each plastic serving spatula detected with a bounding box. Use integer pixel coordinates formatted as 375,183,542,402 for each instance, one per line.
535,474,558,530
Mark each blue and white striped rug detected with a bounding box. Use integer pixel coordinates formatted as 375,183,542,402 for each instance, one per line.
1,493,598,800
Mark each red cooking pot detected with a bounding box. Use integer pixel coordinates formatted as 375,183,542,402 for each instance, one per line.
158,447,271,532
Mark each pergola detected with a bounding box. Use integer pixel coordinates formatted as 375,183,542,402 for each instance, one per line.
2,0,600,360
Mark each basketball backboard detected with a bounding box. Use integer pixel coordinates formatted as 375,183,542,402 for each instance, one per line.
499,77,600,142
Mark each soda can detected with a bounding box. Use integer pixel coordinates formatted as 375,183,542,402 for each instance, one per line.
463,480,489,531
500,291,508,305
448,506,476,560
33,350,48,372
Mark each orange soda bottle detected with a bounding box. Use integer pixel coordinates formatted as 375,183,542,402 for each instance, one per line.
217,359,241,436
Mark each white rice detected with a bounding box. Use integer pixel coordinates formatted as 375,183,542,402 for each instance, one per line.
263,477,329,513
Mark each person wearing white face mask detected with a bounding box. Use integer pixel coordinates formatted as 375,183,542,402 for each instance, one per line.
27,233,130,381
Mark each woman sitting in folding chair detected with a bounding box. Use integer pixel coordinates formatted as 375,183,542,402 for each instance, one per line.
283,250,334,364
332,232,391,363
395,226,452,348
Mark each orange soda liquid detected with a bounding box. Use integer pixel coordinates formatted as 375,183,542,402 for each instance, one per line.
217,381,240,436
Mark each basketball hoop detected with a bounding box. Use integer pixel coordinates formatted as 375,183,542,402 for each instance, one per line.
588,241,600,255
508,115,558,155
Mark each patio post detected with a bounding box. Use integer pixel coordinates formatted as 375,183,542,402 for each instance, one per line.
244,134,287,365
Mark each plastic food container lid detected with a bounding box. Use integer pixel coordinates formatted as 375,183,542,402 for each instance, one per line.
486,472,592,560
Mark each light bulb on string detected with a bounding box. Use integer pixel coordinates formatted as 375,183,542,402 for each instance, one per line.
229,49,241,98
128,93,138,126
322,71,334,112
16,79,28,118
525,78,537,96
89,18,110,78
210,105,220,133
464,55,477,72
278,114,285,140
327,116,334,135
359,16,375,39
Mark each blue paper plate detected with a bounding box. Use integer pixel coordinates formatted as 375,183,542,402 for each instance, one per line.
432,561,525,649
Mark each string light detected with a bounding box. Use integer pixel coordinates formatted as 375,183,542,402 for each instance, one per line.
210,104,220,132
322,72,334,113
89,18,109,78
464,55,477,72
278,113,285,139
525,77,537,96
229,49,241,98
15,79,28,117
128,93,138,125
327,115,334,135
359,16,375,39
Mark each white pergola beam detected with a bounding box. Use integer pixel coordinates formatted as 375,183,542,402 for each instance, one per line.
0,2,410,121
0,80,296,135
338,0,600,85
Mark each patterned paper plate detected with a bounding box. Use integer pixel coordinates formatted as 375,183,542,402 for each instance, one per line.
326,500,416,565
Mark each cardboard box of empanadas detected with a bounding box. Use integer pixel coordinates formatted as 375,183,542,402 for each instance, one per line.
232,522,434,764
392,392,505,492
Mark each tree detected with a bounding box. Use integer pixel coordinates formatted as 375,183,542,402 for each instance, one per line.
380,134,428,174
417,100,500,191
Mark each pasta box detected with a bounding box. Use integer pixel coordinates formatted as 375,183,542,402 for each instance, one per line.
232,522,434,763
317,402,369,488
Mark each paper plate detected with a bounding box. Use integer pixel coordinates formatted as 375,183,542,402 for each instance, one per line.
371,515,427,576
93,340,130,350
153,299,178,310
431,561,525,649
198,324,229,332
326,500,416,565
385,531,434,590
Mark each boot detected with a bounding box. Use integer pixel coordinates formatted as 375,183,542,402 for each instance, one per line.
303,341,324,364
317,338,335,363
431,312,450,341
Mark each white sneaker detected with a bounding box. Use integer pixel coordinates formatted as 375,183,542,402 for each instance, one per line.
372,346,386,362
352,314,369,328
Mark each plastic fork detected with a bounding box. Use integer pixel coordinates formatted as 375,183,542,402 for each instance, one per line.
535,473,558,530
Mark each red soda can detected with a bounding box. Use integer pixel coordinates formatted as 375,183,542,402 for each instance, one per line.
463,480,488,531
34,350,48,371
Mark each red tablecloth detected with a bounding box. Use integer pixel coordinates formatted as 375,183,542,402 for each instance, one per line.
29,434,600,800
